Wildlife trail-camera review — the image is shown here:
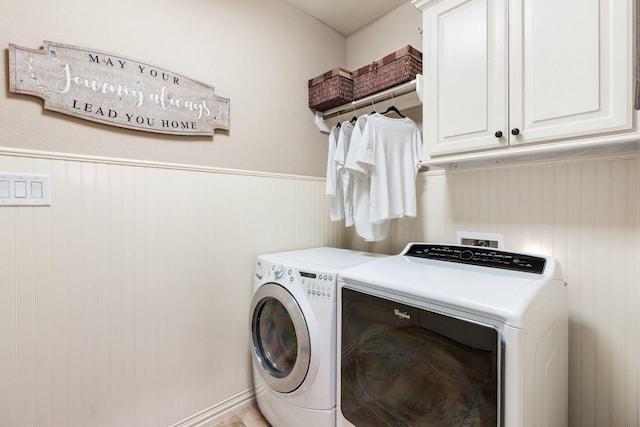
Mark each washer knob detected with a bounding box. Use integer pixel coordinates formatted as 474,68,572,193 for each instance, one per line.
274,265,285,279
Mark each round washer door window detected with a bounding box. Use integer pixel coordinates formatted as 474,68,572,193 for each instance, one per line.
250,283,311,393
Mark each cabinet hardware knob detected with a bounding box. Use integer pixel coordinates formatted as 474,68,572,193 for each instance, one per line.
494,131,503,138
511,128,520,136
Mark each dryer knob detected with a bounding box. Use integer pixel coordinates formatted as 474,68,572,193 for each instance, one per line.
274,265,285,279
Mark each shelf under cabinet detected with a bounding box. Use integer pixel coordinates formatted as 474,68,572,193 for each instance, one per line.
314,75,423,133
421,135,640,170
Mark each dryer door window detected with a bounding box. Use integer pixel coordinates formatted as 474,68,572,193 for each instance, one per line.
341,287,501,426
251,283,311,393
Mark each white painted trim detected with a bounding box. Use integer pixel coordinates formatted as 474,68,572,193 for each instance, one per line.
0,146,323,182
412,0,441,12
418,145,640,175
168,388,256,427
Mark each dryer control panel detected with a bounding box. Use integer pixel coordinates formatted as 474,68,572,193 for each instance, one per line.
404,244,546,274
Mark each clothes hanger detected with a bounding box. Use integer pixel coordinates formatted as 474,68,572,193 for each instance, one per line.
370,99,377,115
381,92,406,118
382,104,405,118
349,106,357,123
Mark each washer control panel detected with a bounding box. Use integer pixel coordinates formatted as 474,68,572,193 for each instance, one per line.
404,243,546,274
300,270,336,303
260,261,337,303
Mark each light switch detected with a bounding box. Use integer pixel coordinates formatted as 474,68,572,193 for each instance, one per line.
0,173,51,206
0,181,9,198
14,181,27,198
31,181,43,198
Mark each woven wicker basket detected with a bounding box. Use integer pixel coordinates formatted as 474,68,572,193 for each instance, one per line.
308,68,354,112
353,45,422,100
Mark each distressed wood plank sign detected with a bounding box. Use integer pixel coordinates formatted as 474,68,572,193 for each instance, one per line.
8,41,230,136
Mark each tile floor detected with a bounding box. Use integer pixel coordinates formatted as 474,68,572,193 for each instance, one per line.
216,405,271,427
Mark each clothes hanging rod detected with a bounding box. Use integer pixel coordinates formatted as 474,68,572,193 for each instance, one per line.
320,75,423,121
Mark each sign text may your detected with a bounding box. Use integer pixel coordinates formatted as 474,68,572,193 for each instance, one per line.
9,41,230,136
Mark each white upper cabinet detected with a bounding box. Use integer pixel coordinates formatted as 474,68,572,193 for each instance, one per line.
414,0,633,159
422,0,508,155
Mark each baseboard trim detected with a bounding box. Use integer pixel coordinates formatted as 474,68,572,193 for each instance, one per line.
168,388,256,427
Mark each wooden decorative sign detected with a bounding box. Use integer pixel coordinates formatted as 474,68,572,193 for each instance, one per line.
8,41,230,136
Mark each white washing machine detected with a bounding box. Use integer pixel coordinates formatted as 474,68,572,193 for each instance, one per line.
250,247,386,427
337,243,568,426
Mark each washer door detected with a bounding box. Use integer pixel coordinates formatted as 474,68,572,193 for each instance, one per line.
250,282,311,393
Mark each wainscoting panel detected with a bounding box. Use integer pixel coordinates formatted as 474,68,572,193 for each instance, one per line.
0,152,344,427
372,153,639,427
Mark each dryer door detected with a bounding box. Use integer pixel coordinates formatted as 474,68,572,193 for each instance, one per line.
250,282,311,393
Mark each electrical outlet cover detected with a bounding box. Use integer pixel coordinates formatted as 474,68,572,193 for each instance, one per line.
457,231,503,249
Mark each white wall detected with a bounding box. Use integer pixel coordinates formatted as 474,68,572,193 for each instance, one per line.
346,3,422,71
0,151,345,427
0,0,344,177
0,2,353,425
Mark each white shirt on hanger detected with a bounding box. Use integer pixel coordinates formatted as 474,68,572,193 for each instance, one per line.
358,114,422,223
344,115,390,241
334,120,355,227
325,125,343,221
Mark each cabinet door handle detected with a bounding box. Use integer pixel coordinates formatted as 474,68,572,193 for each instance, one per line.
511,128,520,136
495,131,503,138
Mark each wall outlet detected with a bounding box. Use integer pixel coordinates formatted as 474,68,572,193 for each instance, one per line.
457,231,503,249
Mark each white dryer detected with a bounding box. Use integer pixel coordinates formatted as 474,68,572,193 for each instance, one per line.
250,247,385,427
337,243,568,427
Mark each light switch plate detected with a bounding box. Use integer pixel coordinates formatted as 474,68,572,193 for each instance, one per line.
0,173,51,206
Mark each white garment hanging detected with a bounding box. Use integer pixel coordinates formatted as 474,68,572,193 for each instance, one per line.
357,114,422,223
325,125,343,221
344,115,390,241
334,121,355,227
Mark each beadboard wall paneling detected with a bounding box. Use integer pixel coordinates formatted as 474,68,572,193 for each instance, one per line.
365,153,639,427
0,153,345,427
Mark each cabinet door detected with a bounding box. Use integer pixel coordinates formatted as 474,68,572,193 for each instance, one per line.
424,0,508,157
509,0,632,145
